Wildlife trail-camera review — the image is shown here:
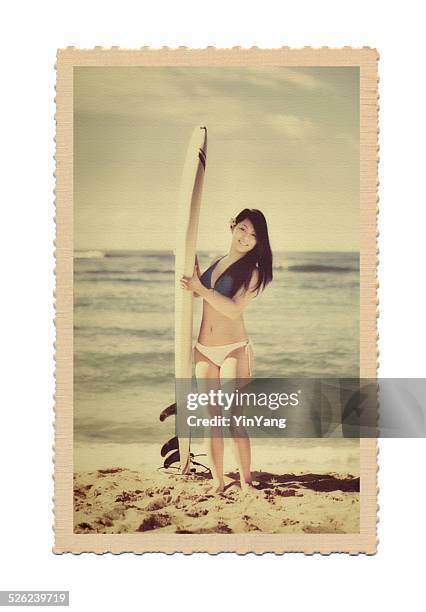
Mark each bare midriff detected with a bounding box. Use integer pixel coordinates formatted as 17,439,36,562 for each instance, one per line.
198,300,248,346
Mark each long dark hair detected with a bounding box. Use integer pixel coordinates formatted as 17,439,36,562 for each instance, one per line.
219,208,273,298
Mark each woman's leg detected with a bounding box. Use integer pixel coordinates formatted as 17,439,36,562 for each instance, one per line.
194,347,224,493
220,344,254,490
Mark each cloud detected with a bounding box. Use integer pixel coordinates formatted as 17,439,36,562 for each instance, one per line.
334,131,359,150
179,67,331,93
74,66,331,121
264,113,316,140
242,67,331,92
156,95,251,135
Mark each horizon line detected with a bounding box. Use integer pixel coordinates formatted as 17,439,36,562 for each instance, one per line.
73,248,360,254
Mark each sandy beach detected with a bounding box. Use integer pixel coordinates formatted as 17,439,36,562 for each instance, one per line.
74,464,359,535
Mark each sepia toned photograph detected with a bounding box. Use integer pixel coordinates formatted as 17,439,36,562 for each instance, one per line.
54,47,378,554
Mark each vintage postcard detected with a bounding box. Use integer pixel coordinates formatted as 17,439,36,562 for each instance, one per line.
54,47,378,554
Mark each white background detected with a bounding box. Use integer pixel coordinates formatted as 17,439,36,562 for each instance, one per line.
1,0,425,610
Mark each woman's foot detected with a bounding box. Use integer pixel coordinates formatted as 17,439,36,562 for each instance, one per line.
207,479,225,495
240,478,253,493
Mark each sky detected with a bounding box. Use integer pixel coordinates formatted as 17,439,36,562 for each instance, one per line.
74,66,359,252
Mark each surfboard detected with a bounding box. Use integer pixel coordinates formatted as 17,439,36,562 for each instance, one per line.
174,126,208,474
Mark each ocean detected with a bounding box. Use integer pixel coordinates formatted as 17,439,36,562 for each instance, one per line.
73,250,359,469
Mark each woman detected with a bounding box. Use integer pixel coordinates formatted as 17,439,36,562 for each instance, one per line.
180,208,273,493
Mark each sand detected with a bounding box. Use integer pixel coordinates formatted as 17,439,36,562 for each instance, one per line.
73,466,359,535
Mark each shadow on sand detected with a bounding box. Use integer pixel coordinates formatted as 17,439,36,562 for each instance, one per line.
226,471,360,493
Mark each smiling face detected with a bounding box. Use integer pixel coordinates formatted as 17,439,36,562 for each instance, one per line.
231,218,257,254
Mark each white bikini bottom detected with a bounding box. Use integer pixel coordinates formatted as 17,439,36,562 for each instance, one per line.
193,339,253,376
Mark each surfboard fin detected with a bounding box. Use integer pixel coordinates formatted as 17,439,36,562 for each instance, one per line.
159,402,176,422
160,436,179,458
163,449,180,469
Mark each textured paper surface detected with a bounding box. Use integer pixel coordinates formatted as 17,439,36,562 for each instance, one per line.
54,46,379,554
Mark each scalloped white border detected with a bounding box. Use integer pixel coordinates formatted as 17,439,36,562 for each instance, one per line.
53,46,379,554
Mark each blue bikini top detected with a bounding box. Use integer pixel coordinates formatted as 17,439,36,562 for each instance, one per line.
200,257,234,297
